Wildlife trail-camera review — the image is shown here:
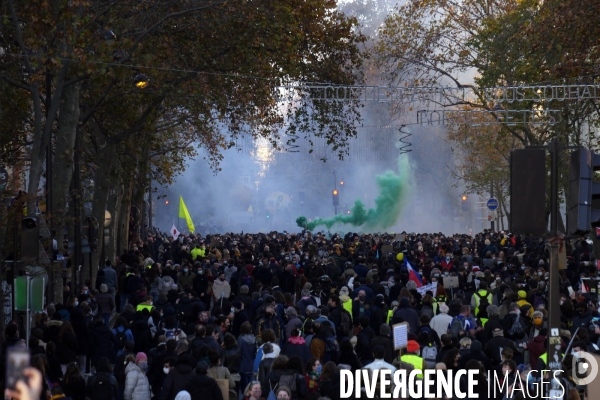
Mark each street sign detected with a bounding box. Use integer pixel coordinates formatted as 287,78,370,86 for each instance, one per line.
0,167,8,190
14,276,45,312
487,198,499,210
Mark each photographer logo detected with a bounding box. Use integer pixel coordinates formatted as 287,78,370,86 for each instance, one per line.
572,351,599,385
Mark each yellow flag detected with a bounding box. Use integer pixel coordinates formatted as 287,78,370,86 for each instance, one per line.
178,195,195,233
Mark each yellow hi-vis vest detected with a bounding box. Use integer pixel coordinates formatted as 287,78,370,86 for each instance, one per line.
136,304,154,313
474,290,492,316
342,299,353,318
387,310,393,324
401,354,424,378
191,247,205,260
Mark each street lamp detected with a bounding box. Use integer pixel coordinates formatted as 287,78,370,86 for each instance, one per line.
134,73,149,89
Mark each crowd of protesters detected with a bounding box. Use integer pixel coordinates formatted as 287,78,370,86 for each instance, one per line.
2,229,599,400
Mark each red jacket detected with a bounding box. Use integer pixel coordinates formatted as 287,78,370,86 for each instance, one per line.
528,334,546,371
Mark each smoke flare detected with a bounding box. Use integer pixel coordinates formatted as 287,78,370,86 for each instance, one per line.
297,157,411,231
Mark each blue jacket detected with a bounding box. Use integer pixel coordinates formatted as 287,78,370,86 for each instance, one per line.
103,266,118,289
112,326,135,344
237,334,257,373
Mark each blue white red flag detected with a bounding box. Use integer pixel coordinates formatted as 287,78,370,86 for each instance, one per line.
406,259,423,288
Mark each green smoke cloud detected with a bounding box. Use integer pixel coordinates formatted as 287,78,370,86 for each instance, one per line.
297,158,411,231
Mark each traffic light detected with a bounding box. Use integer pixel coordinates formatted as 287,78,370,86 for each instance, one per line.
461,195,468,212
21,217,39,263
332,189,339,206
165,200,169,205
567,147,600,235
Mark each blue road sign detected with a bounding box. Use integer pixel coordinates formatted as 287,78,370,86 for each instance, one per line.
487,198,499,210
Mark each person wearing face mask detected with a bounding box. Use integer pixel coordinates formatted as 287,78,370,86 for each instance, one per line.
223,261,237,283
124,353,152,400
160,354,196,400
304,358,322,394
440,255,454,271
178,265,196,289
136,295,155,313
212,272,230,302
528,311,547,339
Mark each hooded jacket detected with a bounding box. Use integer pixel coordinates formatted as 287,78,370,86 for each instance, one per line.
458,341,492,370
237,334,257,373
89,324,119,365
45,320,63,344
124,363,152,400
393,298,420,334
159,276,177,295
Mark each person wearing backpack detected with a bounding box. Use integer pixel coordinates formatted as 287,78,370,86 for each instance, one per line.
502,302,530,342
502,302,530,364
420,339,438,369
113,317,135,349
448,305,478,338
86,357,118,400
471,282,493,318
483,328,519,365
417,314,441,348
326,295,352,340
277,357,308,400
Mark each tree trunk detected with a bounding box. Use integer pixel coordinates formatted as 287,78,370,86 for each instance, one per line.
105,181,123,266
117,179,132,258
89,135,117,287
26,84,45,215
50,82,81,303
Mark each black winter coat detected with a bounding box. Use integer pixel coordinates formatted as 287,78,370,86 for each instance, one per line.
70,309,90,356
160,364,195,400
130,319,153,353
89,324,119,366
57,332,80,364
185,374,223,400
63,376,86,400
